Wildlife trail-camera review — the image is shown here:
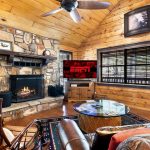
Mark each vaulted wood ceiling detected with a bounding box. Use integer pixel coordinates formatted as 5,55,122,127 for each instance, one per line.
0,0,120,48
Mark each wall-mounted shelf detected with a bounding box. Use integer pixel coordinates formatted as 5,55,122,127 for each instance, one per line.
0,50,57,67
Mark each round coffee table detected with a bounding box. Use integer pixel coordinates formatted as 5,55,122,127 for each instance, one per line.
73,100,130,133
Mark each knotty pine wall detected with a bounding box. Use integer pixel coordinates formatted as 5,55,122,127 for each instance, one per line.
79,0,150,60
78,0,150,110
59,45,78,59
95,84,150,111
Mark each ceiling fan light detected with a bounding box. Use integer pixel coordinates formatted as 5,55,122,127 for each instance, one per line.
61,0,78,12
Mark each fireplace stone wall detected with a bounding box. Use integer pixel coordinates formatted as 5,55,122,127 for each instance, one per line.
0,24,60,96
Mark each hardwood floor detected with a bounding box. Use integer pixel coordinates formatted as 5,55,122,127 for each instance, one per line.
6,102,77,126
6,102,150,127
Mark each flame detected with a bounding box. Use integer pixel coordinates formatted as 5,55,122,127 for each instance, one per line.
17,86,36,98
22,86,30,92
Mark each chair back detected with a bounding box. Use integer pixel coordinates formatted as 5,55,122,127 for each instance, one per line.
0,98,50,149
0,98,12,148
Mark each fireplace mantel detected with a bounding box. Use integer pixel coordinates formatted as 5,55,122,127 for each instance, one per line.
0,50,57,66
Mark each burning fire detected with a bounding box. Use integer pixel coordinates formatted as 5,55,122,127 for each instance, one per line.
17,86,35,98
22,87,30,92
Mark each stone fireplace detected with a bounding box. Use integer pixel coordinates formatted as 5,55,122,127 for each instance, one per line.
0,24,60,97
0,24,64,121
10,75,44,102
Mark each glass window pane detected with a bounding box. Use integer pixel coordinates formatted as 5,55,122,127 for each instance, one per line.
101,51,124,83
117,52,124,65
135,65,147,78
102,67,108,77
127,66,135,78
136,49,146,64
127,50,136,65
102,56,109,66
109,67,117,77
147,49,150,64
117,66,124,77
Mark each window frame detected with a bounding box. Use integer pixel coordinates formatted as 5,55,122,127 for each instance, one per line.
97,41,150,87
59,50,72,86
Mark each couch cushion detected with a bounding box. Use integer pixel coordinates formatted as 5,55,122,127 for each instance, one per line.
108,128,150,150
117,134,150,150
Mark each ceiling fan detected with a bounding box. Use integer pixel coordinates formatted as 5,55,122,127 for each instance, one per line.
42,0,111,23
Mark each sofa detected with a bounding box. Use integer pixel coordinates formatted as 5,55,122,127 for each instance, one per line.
57,119,150,150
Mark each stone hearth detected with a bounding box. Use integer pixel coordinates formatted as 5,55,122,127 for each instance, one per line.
2,96,63,122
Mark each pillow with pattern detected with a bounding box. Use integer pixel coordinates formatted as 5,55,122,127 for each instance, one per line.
116,134,150,150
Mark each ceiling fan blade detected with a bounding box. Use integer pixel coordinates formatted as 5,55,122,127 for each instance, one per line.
77,1,111,9
70,9,81,23
42,7,63,17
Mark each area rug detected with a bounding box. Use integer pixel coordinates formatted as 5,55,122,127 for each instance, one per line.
38,113,150,150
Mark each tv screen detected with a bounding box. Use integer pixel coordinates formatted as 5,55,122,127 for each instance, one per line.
63,60,97,78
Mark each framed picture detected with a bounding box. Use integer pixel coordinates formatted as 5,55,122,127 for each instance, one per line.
0,40,12,51
124,5,150,37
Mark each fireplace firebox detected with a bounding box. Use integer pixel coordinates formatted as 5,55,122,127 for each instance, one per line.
10,75,44,102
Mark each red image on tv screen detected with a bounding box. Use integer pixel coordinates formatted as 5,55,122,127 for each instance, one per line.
63,60,97,78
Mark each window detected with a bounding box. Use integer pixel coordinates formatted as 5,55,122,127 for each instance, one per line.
101,51,124,83
126,47,150,84
98,44,150,85
59,51,72,86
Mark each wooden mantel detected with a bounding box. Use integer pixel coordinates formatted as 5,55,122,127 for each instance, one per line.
0,50,57,66
0,49,57,60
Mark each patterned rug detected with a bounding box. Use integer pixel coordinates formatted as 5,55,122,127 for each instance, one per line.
38,113,150,150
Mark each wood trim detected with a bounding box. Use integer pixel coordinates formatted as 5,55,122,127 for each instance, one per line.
60,50,73,60
97,41,150,53
0,49,57,66
0,49,57,60
96,82,150,89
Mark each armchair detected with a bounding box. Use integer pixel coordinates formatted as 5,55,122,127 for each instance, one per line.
0,98,49,150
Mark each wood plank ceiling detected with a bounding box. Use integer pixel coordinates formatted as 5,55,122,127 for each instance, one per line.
0,0,120,48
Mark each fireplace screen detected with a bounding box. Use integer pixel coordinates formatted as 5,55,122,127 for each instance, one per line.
17,86,36,99
10,75,44,102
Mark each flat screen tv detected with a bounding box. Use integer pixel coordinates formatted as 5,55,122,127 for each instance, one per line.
63,60,97,78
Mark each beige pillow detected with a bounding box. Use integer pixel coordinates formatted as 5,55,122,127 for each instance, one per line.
117,134,150,150
2,128,15,145
2,128,24,148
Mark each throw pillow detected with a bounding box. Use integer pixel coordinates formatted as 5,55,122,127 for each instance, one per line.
3,127,24,148
3,128,15,145
117,134,150,150
108,127,150,150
